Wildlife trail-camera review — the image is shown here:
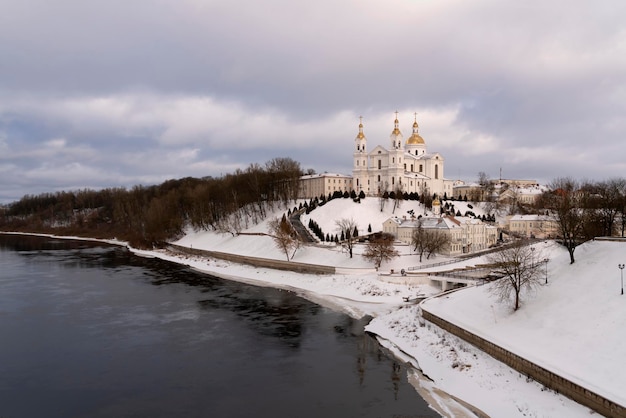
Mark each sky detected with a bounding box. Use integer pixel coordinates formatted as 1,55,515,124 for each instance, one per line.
2,0,626,204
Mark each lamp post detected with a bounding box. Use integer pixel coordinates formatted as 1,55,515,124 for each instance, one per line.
543,258,549,284
619,264,625,295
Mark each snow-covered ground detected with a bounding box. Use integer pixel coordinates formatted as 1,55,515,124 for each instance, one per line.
167,198,620,417
8,197,618,417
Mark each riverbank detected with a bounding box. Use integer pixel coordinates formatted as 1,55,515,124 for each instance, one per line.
1,231,596,417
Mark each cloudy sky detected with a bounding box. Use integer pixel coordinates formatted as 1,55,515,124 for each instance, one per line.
1,0,626,203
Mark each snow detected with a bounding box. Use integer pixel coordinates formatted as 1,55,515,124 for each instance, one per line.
8,197,619,417
421,238,626,406
163,198,618,417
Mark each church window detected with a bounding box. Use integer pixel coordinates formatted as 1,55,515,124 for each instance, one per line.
377,175,381,182
404,164,406,170
419,164,423,172
392,177,394,185
435,165,439,179
356,179,359,186
410,164,413,172
378,160,381,169
392,157,395,164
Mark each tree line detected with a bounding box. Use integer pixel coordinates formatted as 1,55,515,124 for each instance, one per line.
0,157,304,248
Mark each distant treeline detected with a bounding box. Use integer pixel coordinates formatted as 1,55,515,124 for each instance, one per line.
0,158,303,248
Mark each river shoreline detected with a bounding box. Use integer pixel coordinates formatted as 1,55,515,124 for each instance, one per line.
1,230,480,417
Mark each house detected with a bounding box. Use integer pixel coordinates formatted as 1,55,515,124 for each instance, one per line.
383,215,498,256
298,173,353,199
507,214,559,239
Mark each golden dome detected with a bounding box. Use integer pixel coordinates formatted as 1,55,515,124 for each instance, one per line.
407,114,425,145
407,133,425,145
355,118,366,140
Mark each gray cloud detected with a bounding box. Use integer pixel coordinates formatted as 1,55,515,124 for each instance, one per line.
1,0,626,202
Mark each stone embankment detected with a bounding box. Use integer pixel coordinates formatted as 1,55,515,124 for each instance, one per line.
168,243,336,274
421,301,625,418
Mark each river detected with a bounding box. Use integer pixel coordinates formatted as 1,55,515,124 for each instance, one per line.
0,234,439,418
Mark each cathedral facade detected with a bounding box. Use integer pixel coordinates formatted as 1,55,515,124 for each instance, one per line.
352,113,453,198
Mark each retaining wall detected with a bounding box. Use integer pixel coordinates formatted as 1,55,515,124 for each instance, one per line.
421,308,625,418
168,244,336,275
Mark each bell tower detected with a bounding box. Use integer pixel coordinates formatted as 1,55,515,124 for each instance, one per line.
353,116,368,195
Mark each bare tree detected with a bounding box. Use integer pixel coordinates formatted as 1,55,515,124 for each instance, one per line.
424,230,451,260
268,214,301,261
378,181,389,212
336,218,358,258
362,233,399,269
411,221,451,262
543,177,587,264
392,185,404,214
411,222,429,262
487,241,544,311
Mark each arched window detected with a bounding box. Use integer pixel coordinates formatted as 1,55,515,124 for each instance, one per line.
435,164,439,179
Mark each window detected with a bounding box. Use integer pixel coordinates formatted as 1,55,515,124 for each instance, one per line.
378,160,382,169
392,177,395,185
419,164,423,172
392,157,395,164
377,175,381,182
357,160,359,166
410,164,413,172
435,165,439,179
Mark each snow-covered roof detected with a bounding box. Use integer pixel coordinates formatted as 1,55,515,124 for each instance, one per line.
300,172,352,180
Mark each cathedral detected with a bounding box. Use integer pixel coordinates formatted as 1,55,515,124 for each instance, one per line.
352,113,453,198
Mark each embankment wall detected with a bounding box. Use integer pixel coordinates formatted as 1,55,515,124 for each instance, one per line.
421,307,624,418
168,244,336,275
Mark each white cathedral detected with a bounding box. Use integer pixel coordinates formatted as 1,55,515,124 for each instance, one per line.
353,113,453,198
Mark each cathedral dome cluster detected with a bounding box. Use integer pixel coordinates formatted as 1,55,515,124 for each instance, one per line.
352,112,453,198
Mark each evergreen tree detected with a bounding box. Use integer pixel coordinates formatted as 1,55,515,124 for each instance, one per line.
353,226,358,237
359,190,365,199
368,223,372,233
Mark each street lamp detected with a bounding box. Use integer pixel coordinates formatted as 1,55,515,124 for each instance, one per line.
619,264,625,295
543,258,549,284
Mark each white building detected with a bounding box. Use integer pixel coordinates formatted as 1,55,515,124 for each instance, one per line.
298,173,353,199
383,215,498,256
353,113,454,198
507,214,559,239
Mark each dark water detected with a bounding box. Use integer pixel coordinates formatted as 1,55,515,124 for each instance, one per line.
0,234,438,418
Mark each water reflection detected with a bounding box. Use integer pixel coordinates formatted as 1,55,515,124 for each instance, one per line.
0,234,439,418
